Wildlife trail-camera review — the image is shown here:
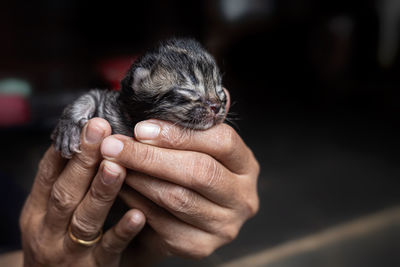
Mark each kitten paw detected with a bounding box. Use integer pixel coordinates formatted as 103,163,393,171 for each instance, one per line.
51,120,83,158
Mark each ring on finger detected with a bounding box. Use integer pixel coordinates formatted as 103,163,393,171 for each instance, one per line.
68,224,103,247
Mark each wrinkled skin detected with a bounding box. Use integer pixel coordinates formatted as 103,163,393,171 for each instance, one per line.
20,95,259,266
104,119,260,262
20,118,146,267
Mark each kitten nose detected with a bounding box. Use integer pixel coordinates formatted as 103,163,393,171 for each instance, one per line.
209,102,221,114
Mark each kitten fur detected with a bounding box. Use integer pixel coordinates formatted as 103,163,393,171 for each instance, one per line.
51,38,227,158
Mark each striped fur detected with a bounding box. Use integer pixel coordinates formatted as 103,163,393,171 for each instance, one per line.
52,38,226,158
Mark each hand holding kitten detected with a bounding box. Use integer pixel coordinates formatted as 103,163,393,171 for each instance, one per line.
102,114,260,261
21,37,260,264
19,113,259,265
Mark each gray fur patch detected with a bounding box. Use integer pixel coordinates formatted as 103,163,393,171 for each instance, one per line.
52,38,227,158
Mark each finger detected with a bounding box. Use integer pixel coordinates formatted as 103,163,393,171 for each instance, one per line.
119,186,186,236
95,209,145,264
133,120,257,175
125,171,232,234
119,187,220,259
29,146,66,211
101,135,238,206
67,160,126,245
45,118,111,233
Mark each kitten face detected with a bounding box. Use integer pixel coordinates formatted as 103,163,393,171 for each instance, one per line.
122,38,227,130
154,85,227,130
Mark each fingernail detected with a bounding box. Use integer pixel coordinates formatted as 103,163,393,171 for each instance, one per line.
85,122,104,144
102,161,122,184
135,121,160,140
101,137,124,158
128,211,145,229
131,212,143,224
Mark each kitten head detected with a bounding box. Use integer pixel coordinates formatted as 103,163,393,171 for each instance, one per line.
121,38,227,130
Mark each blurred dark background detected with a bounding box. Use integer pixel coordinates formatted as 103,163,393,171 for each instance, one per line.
0,0,399,266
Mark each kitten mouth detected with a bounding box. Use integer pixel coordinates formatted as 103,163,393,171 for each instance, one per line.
205,109,225,127
210,110,224,123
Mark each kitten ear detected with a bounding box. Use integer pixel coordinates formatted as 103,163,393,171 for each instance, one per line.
132,67,150,90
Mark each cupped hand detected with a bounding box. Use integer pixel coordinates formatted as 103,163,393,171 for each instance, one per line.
20,118,145,267
101,119,260,261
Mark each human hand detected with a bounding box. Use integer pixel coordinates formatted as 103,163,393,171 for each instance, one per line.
100,119,260,261
19,118,145,267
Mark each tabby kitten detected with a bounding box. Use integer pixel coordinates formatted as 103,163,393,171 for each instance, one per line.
52,38,228,158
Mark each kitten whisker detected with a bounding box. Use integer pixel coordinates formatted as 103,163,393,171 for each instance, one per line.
225,115,240,121
224,112,240,130
229,100,238,109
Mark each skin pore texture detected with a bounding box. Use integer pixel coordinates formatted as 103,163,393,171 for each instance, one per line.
52,38,228,158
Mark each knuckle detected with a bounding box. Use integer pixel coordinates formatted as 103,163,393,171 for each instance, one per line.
164,238,214,260
101,239,121,255
191,154,222,191
73,152,98,170
243,195,260,218
70,213,98,239
162,186,195,214
220,224,239,243
163,238,180,256
135,144,157,168
36,158,55,186
250,196,260,216
30,237,49,265
162,125,193,148
219,125,237,156
189,247,214,260
23,230,55,266
101,227,130,255
188,242,215,259
49,185,77,214
89,183,115,205
38,157,50,173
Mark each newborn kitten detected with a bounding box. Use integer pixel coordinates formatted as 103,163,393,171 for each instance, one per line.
51,38,227,158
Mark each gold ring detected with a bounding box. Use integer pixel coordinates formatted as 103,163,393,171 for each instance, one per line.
68,224,103,247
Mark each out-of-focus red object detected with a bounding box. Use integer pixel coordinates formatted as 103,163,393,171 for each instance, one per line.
0,95,30,126
97,56,137,90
